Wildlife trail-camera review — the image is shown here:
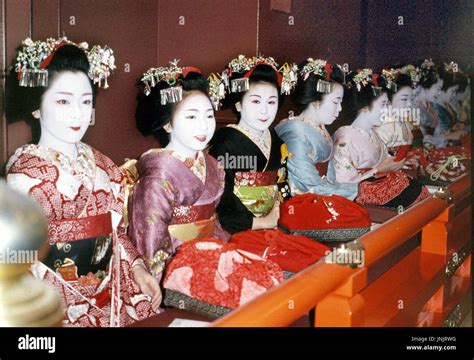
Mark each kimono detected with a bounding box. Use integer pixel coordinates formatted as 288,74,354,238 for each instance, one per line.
208,125,283,234
419,101,448,148
373,117,413,155
127,149,229,278
330,126,429,208
6,143,155,327
275,116,358,200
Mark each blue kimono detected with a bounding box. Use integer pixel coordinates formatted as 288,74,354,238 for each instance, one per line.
275,117,358,200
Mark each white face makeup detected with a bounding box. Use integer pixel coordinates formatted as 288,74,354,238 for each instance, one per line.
35,71,93,145
391,86,413,111
167,91,216,156
439,85,459,105
239,82,279,132
423,79,444,103
369,92,389,127
313,83,344,125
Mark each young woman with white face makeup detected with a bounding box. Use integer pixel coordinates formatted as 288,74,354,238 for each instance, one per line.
329,69,429,208
129,65,230,281
209,57,287,234
275,59,358,200
373,68,417,156
429,63,467,144
6,40,160,327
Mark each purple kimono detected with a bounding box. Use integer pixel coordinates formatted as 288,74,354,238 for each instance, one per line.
128,149,229,278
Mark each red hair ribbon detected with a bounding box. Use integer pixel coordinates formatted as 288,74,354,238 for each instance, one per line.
372,73,379,87
182,66,202,78
324,63,333,81
39,41,67,69
243,67,283,87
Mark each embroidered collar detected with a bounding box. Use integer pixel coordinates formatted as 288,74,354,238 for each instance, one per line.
227,123,271,160
7,142,95,190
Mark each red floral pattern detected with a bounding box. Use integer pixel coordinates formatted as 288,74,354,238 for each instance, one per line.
163,238,284,309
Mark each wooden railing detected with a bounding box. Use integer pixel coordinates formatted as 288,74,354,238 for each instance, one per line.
212,174,472,327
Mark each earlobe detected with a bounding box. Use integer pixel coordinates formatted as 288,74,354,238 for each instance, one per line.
163,123,172,133
235,102,242,112
32,110,41,119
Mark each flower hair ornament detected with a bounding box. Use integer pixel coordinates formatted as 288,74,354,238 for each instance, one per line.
15,37,116,88
140,59,184,104
419,58,440,82
221,54,297,95
381,68,398,93
350,68,382,96
300,58,335,94
207,72,226,110
397,64,420,87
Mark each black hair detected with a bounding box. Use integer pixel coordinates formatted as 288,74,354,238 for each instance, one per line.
456,72,469,93
6,44,97,142
220,63,284,119
440,65,460,92
386,73,413,101
342,70,389,122
135,70,210,146
416,59,441,89
291,61,345,115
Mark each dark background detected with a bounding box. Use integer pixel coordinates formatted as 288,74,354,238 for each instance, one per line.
2,0,472,165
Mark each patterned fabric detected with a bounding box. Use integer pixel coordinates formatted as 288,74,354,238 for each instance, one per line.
356,172,430,207
234,170,277,186
6,143,156,327
163,238,284,309
418,146,468,183
230,229,329,273
233,184,277,216
227,124,271,160
275,117,357,199
128,149,229,278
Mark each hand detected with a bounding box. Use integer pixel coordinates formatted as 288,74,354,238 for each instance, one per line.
252,202,280,230
132,265,162,311
444,130,466,140
376,157,405,173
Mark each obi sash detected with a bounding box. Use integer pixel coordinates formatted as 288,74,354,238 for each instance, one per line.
315,162,328,177
43,213,113,281
233,170,278,216
167,203,216,243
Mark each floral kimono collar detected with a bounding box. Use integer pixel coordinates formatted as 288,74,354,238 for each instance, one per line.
7,142,96,190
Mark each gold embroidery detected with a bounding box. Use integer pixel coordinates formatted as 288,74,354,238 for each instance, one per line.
146,210,160,225
147,250,170,275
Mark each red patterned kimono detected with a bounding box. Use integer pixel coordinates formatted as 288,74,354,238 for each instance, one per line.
6,143,156,327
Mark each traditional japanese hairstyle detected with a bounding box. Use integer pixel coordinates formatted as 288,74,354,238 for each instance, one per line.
439,61,462,92
417,58,441,89
7,36,115,124
135,59,210,145
217,54,297,116
15,37,115,89
291,58,346,115
379,65,417,100
344,68,390,118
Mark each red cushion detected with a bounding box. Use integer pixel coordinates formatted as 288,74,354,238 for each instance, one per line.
279,194,371,230
230,229,330,273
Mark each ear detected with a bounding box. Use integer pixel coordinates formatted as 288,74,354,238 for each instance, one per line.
235,102,242,112
360,106,370,113
311,101,321,110
163,123,172,133
32,110,41,119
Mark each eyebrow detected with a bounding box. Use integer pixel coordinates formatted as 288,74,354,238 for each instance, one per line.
55,92,93,96
184,108,214,112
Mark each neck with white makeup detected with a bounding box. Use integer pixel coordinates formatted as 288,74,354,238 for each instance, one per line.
38,128,78,160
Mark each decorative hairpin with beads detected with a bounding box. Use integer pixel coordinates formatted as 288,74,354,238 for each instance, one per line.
222,54,294,95
300,58,334,94
381,69,398,93
350,68,382,96
419,58,440,82
208,72,226,110
140,59,183,104
15,37,115,88
398,64,420,87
